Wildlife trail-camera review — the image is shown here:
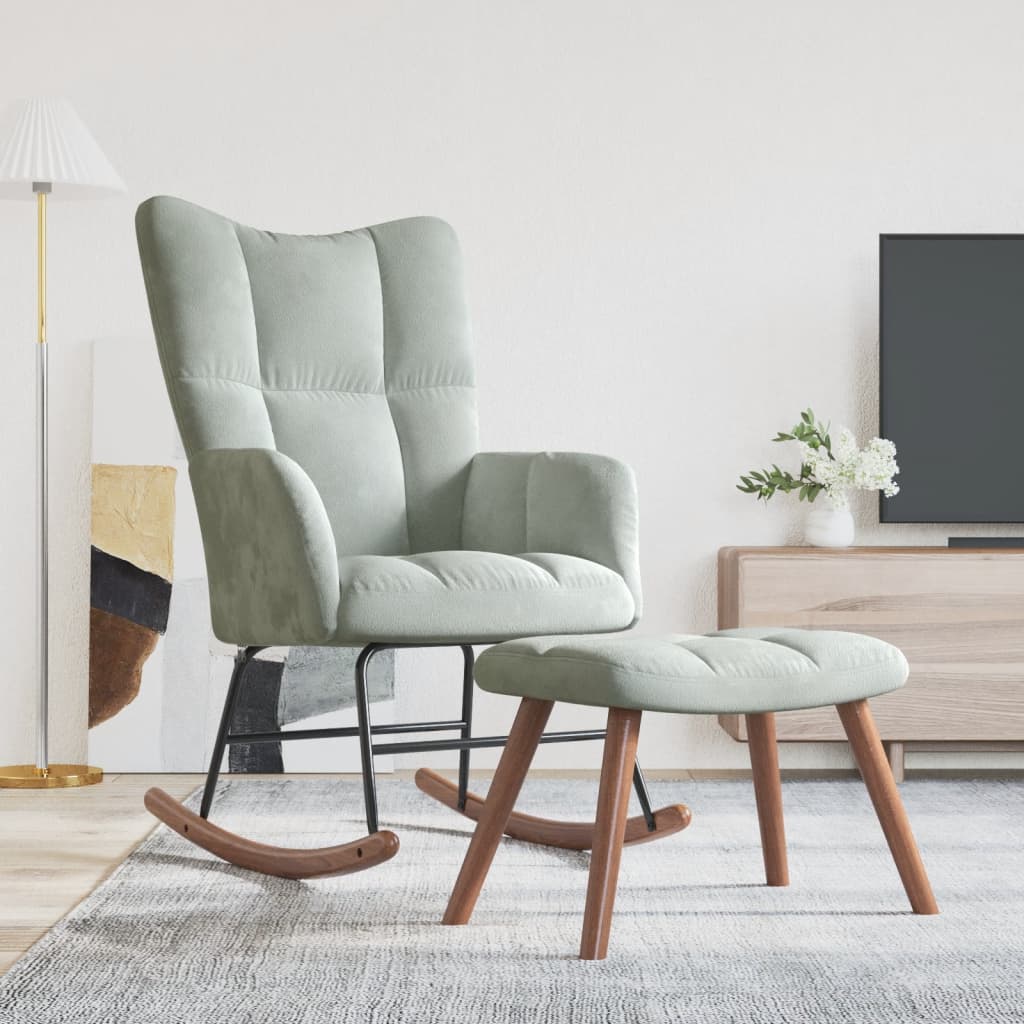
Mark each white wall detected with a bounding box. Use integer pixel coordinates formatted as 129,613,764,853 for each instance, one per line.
2,0,1023,772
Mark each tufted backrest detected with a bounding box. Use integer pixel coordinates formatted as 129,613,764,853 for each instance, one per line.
136,197,479,556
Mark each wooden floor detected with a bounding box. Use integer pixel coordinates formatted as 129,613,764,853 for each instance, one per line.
0,773,196,976
2,767,1015,976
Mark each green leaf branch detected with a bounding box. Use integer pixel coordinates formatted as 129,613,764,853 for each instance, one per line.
737,408,831,504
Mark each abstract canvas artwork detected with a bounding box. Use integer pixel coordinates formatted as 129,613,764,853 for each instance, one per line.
89,464,176,728
88,338,394,772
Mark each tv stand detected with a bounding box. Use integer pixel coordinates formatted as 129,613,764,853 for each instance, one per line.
948,537,1024,549
718,546,1024,780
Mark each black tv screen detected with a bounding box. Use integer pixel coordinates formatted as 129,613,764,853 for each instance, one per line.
880,234,1024,523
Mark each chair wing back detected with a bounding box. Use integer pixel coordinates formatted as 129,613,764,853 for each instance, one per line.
136,197,479,556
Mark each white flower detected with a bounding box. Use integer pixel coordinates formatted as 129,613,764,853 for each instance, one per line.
831,428,859,463
803,429,899,504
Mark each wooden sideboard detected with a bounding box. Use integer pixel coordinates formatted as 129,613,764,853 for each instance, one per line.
717,546,1024,779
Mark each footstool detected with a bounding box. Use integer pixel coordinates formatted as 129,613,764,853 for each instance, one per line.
442,629,938,959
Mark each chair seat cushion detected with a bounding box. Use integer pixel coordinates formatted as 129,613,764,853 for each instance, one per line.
333,551,636,643
473,628,908,714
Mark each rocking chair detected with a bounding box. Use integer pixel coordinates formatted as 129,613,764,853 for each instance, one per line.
135,197,689,878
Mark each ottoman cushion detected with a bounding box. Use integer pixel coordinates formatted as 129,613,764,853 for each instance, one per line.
474,628,908,715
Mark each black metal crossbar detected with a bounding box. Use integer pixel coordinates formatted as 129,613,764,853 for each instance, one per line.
371,729,607,757
200,641,657,836
225,719,469,745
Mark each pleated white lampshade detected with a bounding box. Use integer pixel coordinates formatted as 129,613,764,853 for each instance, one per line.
0,97,125,200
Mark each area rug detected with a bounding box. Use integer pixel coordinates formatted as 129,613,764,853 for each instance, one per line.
1,778,1022,1023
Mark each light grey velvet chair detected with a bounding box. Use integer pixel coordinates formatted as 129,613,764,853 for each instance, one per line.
135,197,690,878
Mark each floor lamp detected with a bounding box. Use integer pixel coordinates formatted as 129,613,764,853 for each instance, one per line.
0,99,125,788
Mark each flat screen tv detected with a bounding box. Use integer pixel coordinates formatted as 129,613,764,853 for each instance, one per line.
880,234,1024,524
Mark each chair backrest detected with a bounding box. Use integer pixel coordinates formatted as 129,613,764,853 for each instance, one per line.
136,197,479,556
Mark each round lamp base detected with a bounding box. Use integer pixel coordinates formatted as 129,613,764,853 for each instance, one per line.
0,763,103,789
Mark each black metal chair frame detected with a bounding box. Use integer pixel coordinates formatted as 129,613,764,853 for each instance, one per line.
201,642,658,835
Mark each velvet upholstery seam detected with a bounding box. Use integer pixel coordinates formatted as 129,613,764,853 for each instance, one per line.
367,225,411,551
345,578,629,595
173,375,474,396
479,650,906,684
231,223,277,449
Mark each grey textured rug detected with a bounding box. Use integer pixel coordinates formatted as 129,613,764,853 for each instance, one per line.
2,778,1022,1023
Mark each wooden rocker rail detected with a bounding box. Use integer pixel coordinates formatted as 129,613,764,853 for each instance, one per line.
414,768,691,850
144,788,400,880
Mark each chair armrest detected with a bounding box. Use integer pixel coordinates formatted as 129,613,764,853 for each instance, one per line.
462,451,642,622
190,448,340,646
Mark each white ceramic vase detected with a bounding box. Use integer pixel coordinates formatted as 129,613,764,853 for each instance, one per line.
804,503,855,548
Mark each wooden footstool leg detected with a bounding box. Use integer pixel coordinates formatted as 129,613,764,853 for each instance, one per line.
580,707,643,960
746,712,789,886
443,697,553,925
837,699,939,915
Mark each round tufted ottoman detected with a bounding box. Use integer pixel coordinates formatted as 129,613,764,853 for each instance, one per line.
442,629,938,960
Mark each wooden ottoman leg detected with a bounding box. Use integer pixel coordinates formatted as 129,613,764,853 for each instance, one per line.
745,712,789,886
836,700,939,915
443,697,553,925
580,707,643,961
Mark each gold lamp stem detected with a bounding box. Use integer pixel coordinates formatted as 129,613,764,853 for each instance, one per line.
34,182,50,776
0,182,102,788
